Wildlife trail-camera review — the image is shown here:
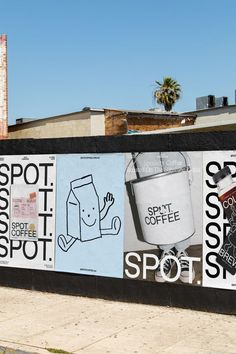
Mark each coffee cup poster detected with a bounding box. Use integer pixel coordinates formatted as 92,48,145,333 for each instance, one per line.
55,153,124,278
124,152,203,286
0,155,56,270
203,151,236,290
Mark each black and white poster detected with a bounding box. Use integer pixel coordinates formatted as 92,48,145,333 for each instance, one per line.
0,155,56,270
124,152,202,285
55,154,124,278
203,151,236,290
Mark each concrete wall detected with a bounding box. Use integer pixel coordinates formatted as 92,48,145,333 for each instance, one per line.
8,110,105,139
195,105,236,124
188,105,236,127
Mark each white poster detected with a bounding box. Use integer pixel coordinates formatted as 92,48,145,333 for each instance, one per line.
203,151,236,290
0,155,56,270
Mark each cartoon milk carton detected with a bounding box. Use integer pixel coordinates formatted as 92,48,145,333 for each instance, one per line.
58,174,121,252
67,175,101,242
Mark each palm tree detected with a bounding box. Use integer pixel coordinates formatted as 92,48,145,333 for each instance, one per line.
154,77,181,111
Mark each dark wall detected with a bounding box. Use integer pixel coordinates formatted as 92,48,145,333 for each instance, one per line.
0,131,234,155
0,131,236,314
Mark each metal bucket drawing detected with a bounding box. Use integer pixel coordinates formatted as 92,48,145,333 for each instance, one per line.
126,152,195,245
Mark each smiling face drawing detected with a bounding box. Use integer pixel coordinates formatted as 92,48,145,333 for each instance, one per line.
81,205,98,227
79,188,101,239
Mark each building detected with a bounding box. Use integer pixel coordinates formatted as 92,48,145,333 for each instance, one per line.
8,108,196,139
185,103,236,132
9,91,236,139
139,94,236,135
8,109,105,139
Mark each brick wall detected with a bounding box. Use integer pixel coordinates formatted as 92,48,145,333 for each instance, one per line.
105,109,196,135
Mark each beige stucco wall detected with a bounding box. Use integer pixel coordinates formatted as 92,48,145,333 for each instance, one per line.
135,106,236,135
8,110,105,139
90,112,105,136
189,105,236,126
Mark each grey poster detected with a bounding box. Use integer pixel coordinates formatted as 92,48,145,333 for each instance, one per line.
124,152,203,286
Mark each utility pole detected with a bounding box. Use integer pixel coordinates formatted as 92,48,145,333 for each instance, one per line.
0,34,8,139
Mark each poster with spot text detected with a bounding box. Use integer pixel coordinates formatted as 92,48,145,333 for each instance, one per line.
203,151,236,290
0,155,56,270
124,152,203,286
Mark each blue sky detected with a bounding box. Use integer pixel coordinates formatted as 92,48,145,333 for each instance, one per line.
1,0,236,125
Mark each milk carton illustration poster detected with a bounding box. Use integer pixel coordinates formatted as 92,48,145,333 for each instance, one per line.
55,153,124,278
124,152,202,286
0,155,56,270
203,151,236,290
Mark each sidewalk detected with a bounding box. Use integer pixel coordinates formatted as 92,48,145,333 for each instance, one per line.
0,286,235,354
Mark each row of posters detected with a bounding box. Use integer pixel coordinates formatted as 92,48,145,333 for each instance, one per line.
0,152,236,291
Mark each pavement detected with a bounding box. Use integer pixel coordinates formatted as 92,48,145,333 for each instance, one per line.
0,287,235,354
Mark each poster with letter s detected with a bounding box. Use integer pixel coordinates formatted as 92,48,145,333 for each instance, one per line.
0,155,56,270
203,151,236,290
